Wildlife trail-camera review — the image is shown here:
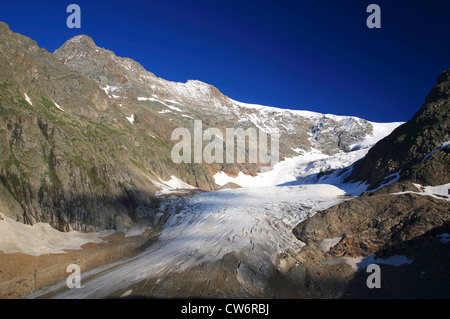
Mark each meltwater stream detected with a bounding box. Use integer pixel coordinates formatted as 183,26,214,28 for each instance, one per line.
42,184,347,299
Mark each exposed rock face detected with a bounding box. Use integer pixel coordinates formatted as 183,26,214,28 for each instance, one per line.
293,192,449,258
292,69,449,297
53,34,378,164
0,22,191,231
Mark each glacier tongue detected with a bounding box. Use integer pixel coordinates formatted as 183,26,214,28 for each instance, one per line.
34,115,402,298
48,184,345,299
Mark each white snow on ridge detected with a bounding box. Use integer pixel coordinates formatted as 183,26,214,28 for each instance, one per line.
169,80,212,103
230,98,376,123
350,121,404,150
137,97,183,111
230,99,329,120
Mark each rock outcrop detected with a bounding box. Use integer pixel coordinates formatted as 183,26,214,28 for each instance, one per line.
346,70,449,190
292,69,449,297
0,22,175,231
293,192,449,258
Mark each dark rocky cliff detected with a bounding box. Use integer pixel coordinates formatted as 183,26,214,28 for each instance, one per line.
0,22,172,231
292,69,449,297
345,69,449,190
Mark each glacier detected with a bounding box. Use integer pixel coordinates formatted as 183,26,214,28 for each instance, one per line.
23,117,403,298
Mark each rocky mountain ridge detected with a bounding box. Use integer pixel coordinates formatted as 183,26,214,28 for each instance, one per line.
0,22,398,233
345,70,449,190
292,69,449,297
54,34,383,159
0,22,186,232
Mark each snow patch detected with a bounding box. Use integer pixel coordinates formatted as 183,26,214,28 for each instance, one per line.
101,85,118,94
153,176,197,196
120,290,133,298
24,93,33,106
0,216,115,256
163,176,197,190
126,114,135,123
166,104,182,112
100,85,121,99
138,97,183,111
52,100,64,111
350,121,404,151
392,183,450,201
342,254,413,272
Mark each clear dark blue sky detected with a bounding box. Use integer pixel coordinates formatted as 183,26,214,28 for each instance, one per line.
1,0,449,122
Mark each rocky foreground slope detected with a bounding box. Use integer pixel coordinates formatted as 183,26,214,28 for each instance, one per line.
293,69,449,298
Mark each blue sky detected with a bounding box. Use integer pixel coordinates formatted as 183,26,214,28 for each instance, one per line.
1,0,449,122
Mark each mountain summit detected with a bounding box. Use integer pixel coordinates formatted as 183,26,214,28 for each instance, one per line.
54,33,398,166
